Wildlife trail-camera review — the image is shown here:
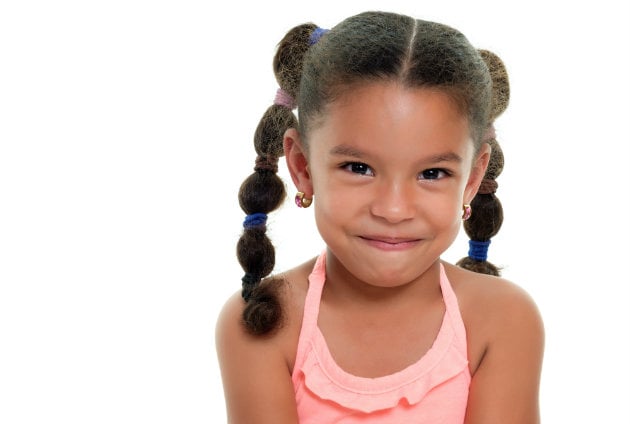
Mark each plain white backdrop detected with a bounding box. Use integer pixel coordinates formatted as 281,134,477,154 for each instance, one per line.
1,1,629,422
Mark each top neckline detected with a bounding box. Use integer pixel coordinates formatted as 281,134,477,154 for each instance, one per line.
295,250,468,392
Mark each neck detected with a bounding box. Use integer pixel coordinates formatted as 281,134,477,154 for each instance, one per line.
322,250,443,307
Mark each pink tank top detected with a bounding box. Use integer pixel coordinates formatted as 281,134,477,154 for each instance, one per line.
291,252,471,423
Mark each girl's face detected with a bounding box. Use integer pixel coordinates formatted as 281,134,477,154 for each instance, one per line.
285,82,489,288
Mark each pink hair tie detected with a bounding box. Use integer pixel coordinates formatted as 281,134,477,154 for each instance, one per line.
274,88,297,110
483,124,496,142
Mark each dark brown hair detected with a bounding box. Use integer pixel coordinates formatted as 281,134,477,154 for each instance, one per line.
456,49,510,276
237,11,504,335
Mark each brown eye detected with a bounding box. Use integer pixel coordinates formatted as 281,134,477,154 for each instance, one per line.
419,169,449,180
342,162,374,176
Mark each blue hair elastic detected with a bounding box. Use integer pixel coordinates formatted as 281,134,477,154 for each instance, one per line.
309,27,329,45
468,240,491,262
243,213,267,229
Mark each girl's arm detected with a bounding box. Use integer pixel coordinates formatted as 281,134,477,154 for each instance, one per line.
215,292,299,424
464,284,545,424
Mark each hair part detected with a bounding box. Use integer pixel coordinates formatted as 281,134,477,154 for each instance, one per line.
299,12,492,148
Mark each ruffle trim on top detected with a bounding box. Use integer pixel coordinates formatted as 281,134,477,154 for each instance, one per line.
295,315,470,413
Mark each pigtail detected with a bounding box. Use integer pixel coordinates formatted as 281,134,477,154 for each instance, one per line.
237,23,320,335
456,49,510,277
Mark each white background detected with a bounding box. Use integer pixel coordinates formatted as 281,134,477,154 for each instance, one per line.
1,1,629,422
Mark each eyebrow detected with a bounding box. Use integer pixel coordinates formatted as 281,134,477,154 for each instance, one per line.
426,152,463,164
329,144,365,158
329,144,463,163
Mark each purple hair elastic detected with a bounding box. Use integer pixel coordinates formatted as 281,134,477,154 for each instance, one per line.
468,239,491,261
309,27,329,45
243,213,268,229
274,88,297,109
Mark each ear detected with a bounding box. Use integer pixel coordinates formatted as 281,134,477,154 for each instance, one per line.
463,142,491,203
283,128,314,196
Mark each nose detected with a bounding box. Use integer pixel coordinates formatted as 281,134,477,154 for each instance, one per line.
369,179,416,223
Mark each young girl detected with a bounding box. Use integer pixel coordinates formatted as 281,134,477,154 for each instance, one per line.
216,11,544,423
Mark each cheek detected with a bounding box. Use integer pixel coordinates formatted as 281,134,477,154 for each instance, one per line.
436,196,459,216
420,192,463,226
314,179,359,217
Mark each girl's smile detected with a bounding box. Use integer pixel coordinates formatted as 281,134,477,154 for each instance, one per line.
288,82,489,288
357,235,422,251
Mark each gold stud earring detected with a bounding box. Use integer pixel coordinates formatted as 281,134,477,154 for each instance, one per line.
295,192,313,208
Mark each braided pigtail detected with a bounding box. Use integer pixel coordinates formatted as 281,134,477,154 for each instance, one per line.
456,49,510,276
237,23,321,335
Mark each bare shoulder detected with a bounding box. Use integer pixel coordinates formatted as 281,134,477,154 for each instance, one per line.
443,262,545,424
443,262,543,335
215,256,316,349
214,258,316,423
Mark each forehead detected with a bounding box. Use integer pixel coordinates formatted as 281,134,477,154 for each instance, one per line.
307,82,473,158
